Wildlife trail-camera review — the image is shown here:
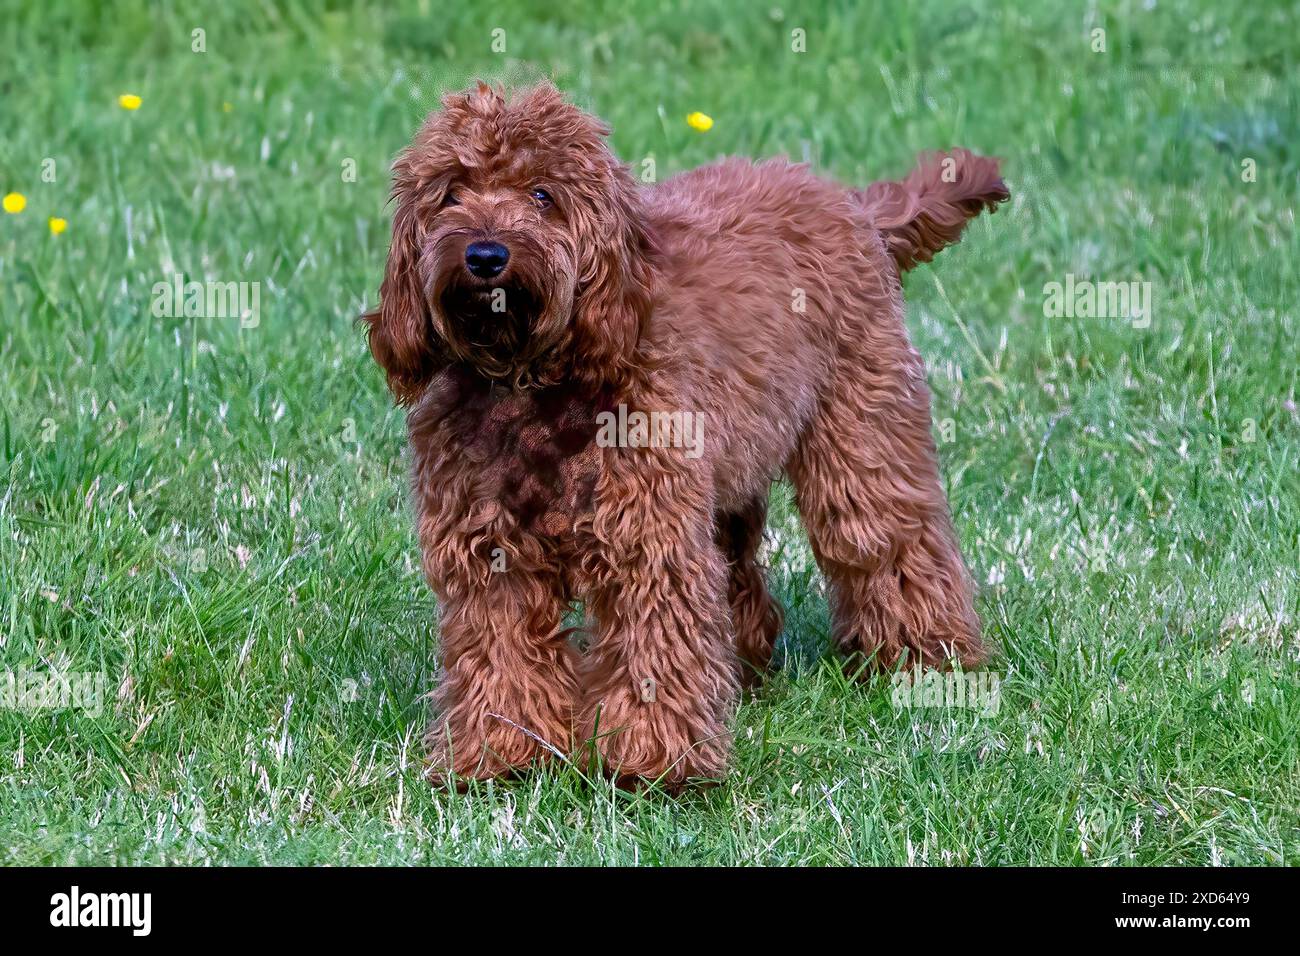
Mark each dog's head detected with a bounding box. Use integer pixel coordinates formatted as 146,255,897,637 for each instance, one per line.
364,82,655,402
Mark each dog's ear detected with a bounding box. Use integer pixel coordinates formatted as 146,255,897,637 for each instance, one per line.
570,166,657,390
363,168,439,405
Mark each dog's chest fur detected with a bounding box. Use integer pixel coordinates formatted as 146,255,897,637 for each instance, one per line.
424,368,612,538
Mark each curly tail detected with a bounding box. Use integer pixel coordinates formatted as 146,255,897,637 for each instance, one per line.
855,148,1009,272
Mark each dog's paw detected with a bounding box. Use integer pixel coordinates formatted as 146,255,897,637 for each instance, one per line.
423,713,569,789
578,682,731,790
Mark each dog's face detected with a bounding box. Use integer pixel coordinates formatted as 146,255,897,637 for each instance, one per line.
365,83,655,401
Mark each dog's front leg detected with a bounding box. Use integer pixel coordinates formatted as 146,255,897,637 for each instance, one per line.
578,445,739,789
423,549,578,788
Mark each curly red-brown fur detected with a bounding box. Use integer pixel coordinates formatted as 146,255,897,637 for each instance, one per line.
856,148,1009,272
364,82,1008,789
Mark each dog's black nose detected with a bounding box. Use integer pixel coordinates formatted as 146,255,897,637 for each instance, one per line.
465,241,509,279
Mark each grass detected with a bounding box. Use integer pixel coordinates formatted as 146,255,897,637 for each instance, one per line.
1,0,1297,865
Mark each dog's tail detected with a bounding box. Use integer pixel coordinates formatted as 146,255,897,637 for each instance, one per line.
855,148,1009,272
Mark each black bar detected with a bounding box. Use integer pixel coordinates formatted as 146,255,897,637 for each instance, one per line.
0,866,1287,940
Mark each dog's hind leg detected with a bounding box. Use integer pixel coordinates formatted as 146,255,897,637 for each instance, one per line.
716,497,784,688
787,279,984,673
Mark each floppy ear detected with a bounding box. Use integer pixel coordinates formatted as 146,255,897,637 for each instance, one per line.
363,187,439,405
570,170,657,390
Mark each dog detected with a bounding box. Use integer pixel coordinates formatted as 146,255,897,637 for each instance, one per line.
364,82,1008,788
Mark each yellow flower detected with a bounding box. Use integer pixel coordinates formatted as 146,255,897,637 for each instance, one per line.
118,93,143,110
49,217,68,235
222,101,233,113
686,111,713,132
2,192,25,214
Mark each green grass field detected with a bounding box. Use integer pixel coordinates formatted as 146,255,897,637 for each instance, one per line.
2,0,1297,865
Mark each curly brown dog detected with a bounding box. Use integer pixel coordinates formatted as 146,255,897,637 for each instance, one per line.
364,82,1008,789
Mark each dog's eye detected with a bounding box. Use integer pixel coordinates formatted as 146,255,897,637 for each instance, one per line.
530,188,553,209
442,191,460,207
